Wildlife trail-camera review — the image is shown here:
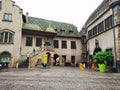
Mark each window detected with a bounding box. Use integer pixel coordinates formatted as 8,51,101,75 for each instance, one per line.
106,48,112,52
0,1,2,9
54,40,59,48
98,21,104,33
26,37,32,46
54,29,58,33
93,26,97,36
36,38,42,47
88,30,93,38
3,13,12,21
69,31,74,35
0,31,14,44
60,30,65,34
71,41,76,49
105,15,113,30
61,40,67,49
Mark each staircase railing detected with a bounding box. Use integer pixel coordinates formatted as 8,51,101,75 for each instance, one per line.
18,46,54,68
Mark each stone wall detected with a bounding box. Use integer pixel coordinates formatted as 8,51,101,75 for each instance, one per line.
0,0,22,67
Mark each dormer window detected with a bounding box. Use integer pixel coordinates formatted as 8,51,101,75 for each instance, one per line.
54,29,58,32
0,1,2,9
60,30,65,34
69,31,74,35
3,13,12,22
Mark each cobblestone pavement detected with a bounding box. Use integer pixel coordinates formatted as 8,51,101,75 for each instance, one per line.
0,67,120,90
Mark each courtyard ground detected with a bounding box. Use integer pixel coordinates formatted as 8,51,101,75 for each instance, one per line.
0,66,120,90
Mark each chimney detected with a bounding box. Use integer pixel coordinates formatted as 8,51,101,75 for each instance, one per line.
26,12,29,23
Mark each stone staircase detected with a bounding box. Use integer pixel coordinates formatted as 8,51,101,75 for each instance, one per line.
18,47,54,68
30,50,50,67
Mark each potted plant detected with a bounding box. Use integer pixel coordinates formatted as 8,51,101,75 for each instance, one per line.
93,51,113,73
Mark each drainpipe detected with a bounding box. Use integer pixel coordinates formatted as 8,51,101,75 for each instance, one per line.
112,6,117,72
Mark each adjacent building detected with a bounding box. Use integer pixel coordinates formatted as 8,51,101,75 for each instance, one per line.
0,0,23,67
80,0,120,70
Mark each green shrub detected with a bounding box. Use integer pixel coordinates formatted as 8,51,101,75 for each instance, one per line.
93,51,113,64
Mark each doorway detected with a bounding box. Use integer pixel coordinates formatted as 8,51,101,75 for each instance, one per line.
54,54,59,66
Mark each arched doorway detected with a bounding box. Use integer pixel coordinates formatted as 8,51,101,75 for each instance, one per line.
93,39,102,55
93,47,102,55
0,51,11,62
0,51,11,68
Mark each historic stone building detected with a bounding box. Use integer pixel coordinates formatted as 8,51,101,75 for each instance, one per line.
0,0,81,67
22,15,81,67
0,0,23,67
80,0,120,69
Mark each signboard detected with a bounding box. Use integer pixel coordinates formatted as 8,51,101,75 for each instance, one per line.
42,54,48,64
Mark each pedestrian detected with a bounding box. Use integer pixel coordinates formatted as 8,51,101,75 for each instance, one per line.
80,63,84,71
27,53,30,68
56,57,60,66
27,53,30,61
91,63,95,70
33,48,35,55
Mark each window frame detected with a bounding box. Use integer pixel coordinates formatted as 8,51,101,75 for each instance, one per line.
26,37,33,46
71,41,76,49
69,31,74,35
36,37,42,47
54,40,59,48
92,26,98,36
60,30,65,34
0,30,14,44
88,30,93,38
98,21,104,33
105,15,113,30
61,40,67,49
3,13,12,22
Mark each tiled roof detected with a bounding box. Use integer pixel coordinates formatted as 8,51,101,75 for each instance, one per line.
22,23,43,31
23,16,80,38
85,0,109,26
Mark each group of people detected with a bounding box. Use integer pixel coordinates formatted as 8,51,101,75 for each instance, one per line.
79,61,95,71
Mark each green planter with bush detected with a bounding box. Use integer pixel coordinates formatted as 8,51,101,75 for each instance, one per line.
94,51,113,73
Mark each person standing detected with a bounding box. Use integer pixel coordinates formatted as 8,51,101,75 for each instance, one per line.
27,53,30,68
27,53,30,61
33,48,35,55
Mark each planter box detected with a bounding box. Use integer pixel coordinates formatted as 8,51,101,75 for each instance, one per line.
98,64,106,73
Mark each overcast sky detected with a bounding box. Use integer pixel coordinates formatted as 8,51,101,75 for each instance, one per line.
14,0,103,31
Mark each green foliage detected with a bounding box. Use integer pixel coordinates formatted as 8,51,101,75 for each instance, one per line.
93,51,113,64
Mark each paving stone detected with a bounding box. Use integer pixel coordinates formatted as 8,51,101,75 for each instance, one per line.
0,67,120,90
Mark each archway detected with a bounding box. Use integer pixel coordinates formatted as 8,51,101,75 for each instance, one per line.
93,47,102,55
93,39,102,55
0,51,11,62
0,51,11,68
